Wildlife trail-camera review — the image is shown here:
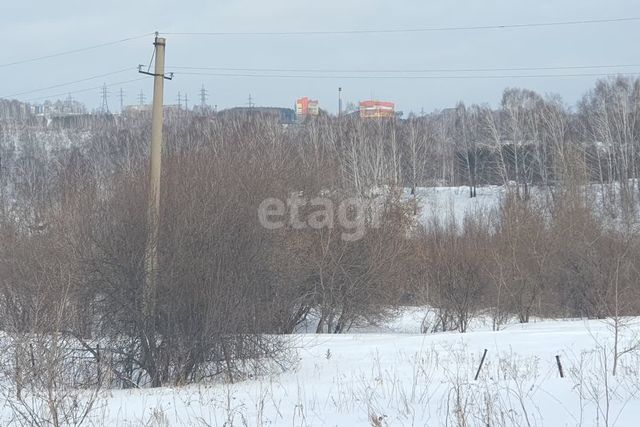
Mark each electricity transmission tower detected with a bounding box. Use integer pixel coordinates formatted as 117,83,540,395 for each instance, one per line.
119,88,125,112
65,94,74,114
138,90,146,105
247,93,254,108
199,84,208,107
100,83,110,113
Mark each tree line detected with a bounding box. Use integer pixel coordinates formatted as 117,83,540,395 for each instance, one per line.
0,77,638,388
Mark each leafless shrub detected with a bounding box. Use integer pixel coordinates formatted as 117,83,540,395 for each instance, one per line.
415,212,491,333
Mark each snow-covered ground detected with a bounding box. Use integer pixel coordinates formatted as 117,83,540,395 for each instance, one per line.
17,314,635,426
2,184,640,426
411,185,505,228
408,182,640,230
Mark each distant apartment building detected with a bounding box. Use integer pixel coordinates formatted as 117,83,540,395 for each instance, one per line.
359,100,395,119
295,97,319,118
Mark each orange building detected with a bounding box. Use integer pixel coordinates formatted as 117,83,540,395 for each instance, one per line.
296,97,319,117
359,100,395,118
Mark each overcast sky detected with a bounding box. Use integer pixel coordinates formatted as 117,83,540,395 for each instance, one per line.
2,0,640,114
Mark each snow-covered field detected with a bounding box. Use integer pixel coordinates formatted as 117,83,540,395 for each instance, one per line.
412,185,505,227
2,183,639,426
17,313,635,426
409,182,640,230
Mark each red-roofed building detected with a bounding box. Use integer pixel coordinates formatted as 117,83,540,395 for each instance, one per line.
296,97,320,117
359,100,395,119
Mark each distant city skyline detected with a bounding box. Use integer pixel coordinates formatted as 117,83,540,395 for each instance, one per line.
2,0,639,115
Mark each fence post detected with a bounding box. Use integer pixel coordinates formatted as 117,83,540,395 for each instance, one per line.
555,355,564,378
475,349,488,380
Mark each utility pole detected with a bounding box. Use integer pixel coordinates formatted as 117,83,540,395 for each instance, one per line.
138,35,172,327
177,91,182,109
338,87,342,117
184,93,189,111
138,90,146,105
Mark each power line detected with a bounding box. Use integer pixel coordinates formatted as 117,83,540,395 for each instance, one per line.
160,17,640,36
24,77,149,102
1,67,136,98
170,71,640,80
4,20,636,108
0,32,155,69
7,63,636,102
167,63,640,74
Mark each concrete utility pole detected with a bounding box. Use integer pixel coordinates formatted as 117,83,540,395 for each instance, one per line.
140,35,171,322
